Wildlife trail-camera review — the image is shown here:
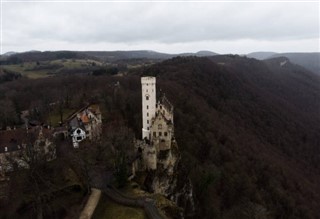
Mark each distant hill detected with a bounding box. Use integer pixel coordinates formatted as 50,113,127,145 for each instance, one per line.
247,51,277,60
179,50,218,57
1,50,218,64
270,53,320,75
195,50,218,56
247,52,320,75
2,51,18,57
82,50,174,61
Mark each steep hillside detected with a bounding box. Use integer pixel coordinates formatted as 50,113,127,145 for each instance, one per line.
139,56,320,218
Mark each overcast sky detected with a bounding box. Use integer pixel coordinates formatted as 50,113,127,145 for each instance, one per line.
1,1,319,54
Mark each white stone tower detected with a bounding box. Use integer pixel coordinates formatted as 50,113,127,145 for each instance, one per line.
141,77,156,140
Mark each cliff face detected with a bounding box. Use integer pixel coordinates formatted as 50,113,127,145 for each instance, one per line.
144,141,195,218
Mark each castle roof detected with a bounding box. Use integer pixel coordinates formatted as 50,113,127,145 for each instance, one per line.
158,94,173,113
88,104,101,115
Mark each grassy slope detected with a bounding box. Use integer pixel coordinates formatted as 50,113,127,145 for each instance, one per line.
92,194,147,219
47,108,75,127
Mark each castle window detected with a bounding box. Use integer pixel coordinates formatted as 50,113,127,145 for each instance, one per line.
146,95,149,100
160,105,162,109
147,105,149,109
147,127,149,130
147,113,149,117
147,120,149,124
164,132,168,137
153,132,156,137
158,124,162,129
159,132,162,136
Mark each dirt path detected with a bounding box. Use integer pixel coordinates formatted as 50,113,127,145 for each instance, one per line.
79,188,102,219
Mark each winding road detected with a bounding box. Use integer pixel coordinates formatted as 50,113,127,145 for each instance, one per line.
104,186,165,219
88,167,166,219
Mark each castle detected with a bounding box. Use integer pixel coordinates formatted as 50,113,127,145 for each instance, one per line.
134,77,176,174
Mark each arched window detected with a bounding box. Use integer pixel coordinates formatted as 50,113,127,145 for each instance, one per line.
146,95,149,100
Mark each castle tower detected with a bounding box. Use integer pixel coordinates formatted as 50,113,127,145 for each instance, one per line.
141,77,156,140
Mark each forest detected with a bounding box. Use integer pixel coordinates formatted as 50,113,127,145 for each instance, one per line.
0,54,320,218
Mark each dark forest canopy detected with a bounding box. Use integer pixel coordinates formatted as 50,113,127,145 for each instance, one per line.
0,55,320,218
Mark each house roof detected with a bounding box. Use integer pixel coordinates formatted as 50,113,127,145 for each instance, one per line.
88,104,101,115
0,129,27,153
66,104,101,130
0,127,53,154
65,104,100,123
80,114,90,123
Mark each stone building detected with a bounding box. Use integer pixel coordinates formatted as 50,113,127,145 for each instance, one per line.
150,95,174,152
134,77,176,172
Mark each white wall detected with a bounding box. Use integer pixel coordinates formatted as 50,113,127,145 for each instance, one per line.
141,77,156,140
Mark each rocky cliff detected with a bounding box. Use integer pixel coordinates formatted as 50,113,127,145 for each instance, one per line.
143,141,195,218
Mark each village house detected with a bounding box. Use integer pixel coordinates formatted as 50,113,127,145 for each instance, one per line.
66,104,102,148
0,126,56,181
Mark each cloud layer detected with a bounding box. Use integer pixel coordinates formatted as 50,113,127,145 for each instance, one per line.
2,2,319,54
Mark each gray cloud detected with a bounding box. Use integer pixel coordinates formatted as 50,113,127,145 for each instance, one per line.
1,2,319,53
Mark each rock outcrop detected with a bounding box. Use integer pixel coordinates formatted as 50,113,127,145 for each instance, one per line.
143,141,195,218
